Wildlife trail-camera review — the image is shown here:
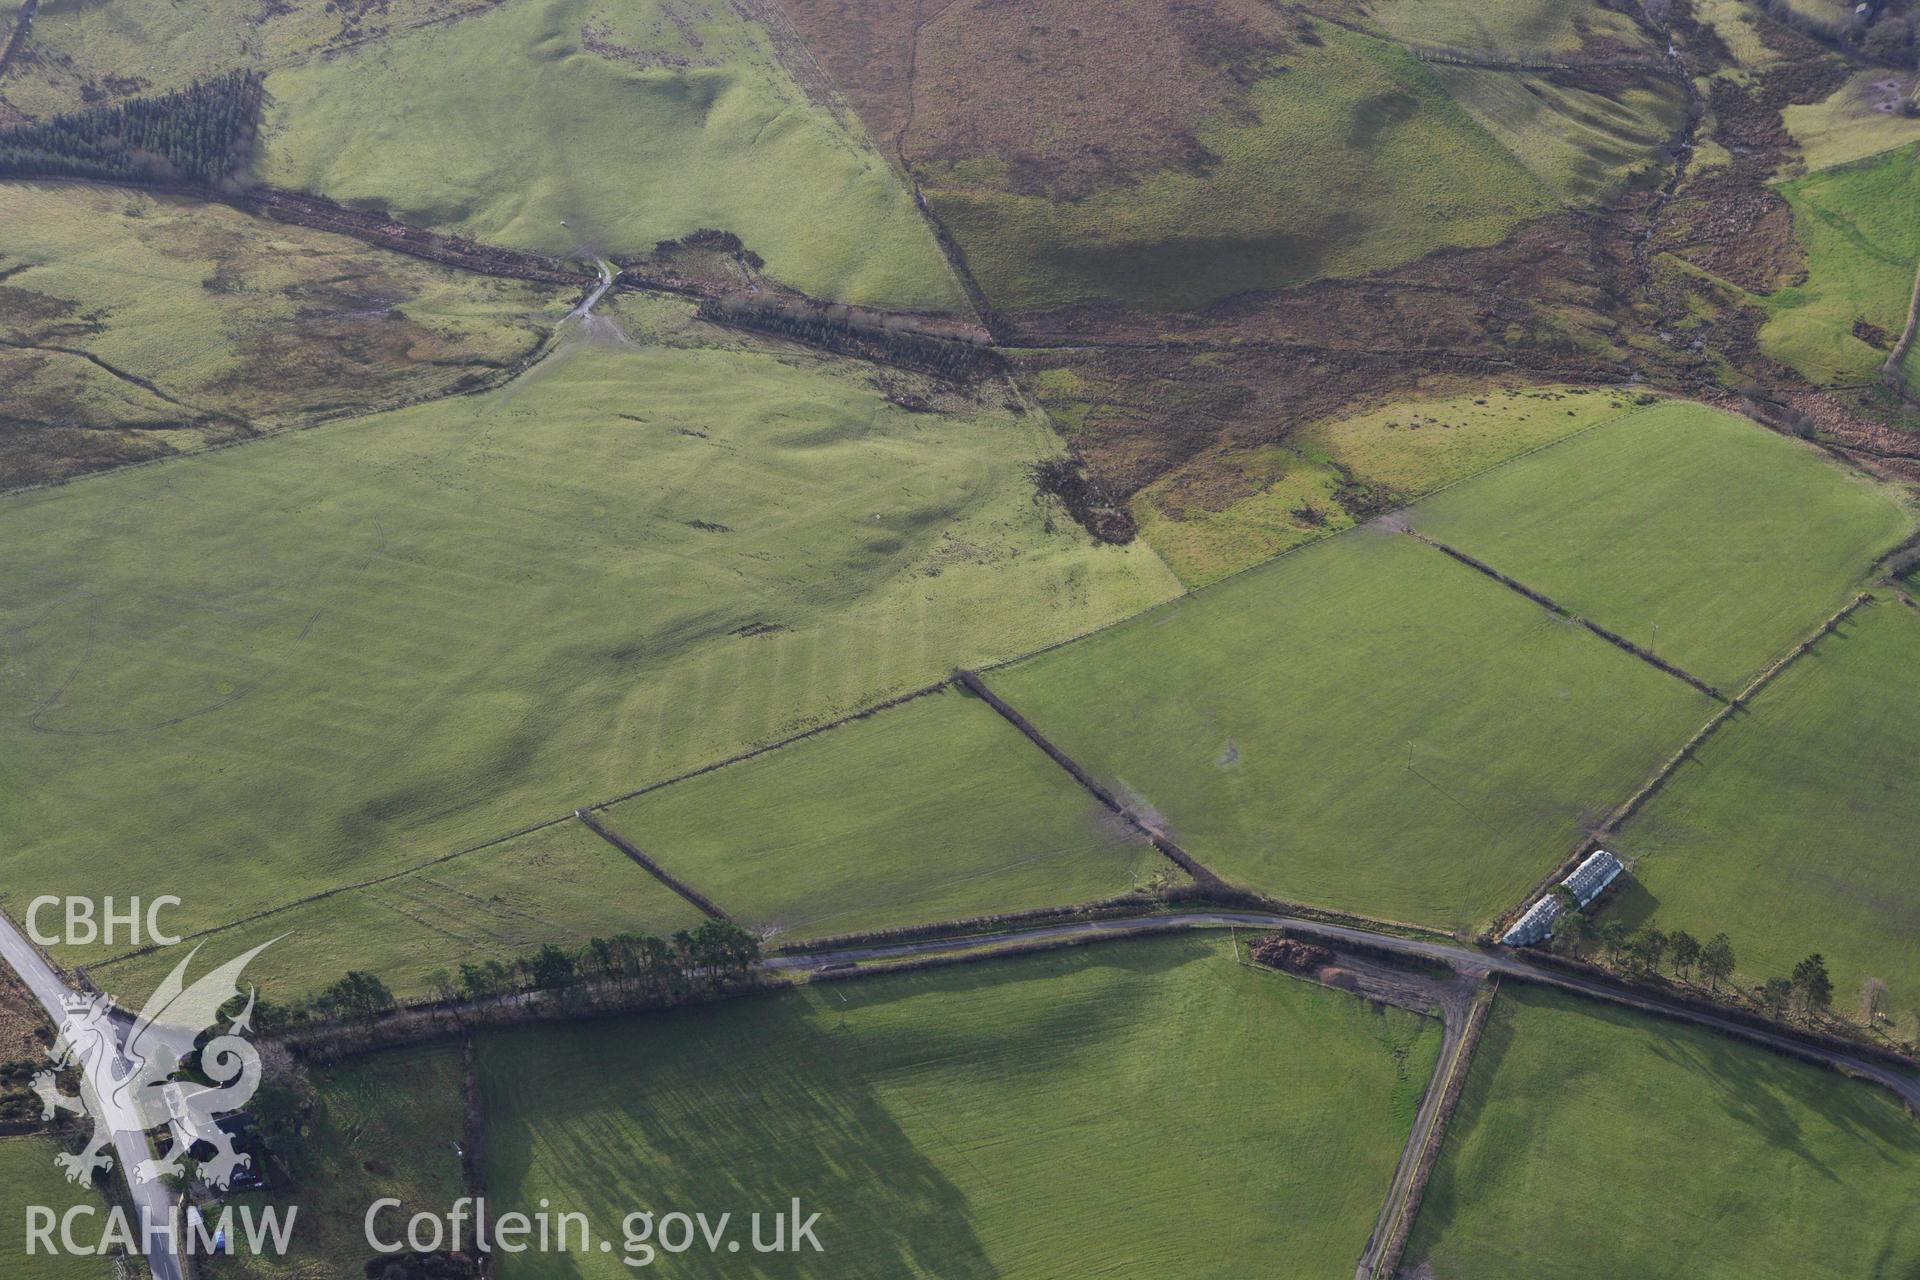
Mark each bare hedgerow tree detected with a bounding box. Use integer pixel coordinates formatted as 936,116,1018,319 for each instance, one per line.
1633,927,1670,975
1861,976,1890,1026
1791,954,1834,1020
1700,933,1736,992
1668,930,1701,979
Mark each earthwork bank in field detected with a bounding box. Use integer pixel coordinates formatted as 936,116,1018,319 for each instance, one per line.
0,181,569,488
597,685,1178,945
0,320,1176,971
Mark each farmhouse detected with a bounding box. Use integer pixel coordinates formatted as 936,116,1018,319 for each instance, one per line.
1501,850,1626,946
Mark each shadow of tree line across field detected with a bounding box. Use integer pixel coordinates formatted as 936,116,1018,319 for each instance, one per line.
474,935,1220,1278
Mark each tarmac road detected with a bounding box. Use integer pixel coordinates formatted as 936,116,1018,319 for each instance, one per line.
0,908,184,1280
1,903,1912,1280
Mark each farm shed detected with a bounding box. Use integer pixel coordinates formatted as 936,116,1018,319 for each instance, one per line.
1501,850,1626,946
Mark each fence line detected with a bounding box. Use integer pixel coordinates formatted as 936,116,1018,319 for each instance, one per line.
954,669,1224,888
1491,592,1877,940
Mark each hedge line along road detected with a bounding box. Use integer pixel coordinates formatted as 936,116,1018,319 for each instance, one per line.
768,910,1920,1111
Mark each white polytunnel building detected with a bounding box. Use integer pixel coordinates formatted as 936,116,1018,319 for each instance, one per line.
1500,849,1626,947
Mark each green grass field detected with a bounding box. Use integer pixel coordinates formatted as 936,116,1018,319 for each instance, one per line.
0,1135,117,1280
599,686,1179,944
86,818,708,1007
1761,143,1920,384
254,0,964,310
922,21,1555,312
1293,385,1639,496
1404,984,1920,1278
1129,384,1640,586
218,1046,468,1280
1410,401,1911,691
479,935,1441,1278
989,525,1713,931
0,328,1177,967
1609,599,1920,1023
1899,320,1920,391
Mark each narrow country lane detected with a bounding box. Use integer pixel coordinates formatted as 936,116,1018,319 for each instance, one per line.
0,909,184,1280
567,256,616,320
768,911,1920,1112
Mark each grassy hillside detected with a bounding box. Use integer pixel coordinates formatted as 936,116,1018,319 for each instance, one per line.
1691,0,1788,67
0,331,1178,967
0,1135,117,1280
0,0,492,118
1411,401,1911,690
480,935,1441,1277
1430,66,1683,207
0,181,567,487
255,0,963,310
600,686,1178,944
1761,143,1920,385
1611,599,1920,1024
920,21,1555,312
86,819,707,1006
1404,985,1920,1278
990,526,1712,932
1783,70,1920,174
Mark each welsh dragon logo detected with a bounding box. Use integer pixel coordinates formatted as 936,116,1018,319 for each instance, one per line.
33,941,274,1190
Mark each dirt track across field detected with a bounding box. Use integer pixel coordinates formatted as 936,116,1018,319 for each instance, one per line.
1357,975,1497,1280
